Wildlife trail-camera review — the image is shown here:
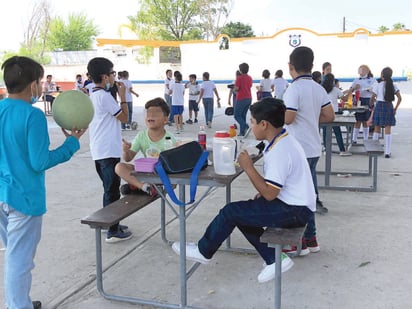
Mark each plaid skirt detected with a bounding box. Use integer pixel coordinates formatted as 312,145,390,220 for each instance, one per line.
372,101,396,126
355,97,371,121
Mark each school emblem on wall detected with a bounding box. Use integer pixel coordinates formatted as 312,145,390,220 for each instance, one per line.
289,34,302,47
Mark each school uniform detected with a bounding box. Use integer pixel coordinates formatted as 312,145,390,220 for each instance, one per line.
372,81,399,126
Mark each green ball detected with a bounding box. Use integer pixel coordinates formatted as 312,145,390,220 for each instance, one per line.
52,90,94,130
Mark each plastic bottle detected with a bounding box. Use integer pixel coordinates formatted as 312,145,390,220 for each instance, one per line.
229,125,237,138
213,131,236,175
198,125,207,150
355,89,360,107
164,136,173,149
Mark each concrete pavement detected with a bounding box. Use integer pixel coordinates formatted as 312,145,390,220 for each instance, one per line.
1,83,412,309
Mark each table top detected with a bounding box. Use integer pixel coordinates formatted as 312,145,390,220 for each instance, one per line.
322,115,356,126
338,106,369,113
133,153,263,187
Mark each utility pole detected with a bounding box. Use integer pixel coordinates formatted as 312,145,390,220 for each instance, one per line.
343,17,346,33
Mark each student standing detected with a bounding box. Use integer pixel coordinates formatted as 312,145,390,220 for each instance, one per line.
0,56,85,309
283,46,335,252
87,57,132,243
321,73,351,156
185,74,200,124
369,67,402,158
169,71,185,133
347,65,377,144
234,62,253,136
259,69,273,99
272,69,288,100
164,69,174,125
198,72,221,129
121,70,139,130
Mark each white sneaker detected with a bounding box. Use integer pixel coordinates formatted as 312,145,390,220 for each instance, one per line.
172,242,211,264
339,151,352,156
258,253,294,283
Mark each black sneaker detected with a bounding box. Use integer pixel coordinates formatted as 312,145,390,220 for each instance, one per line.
106,228,132,243
194,118,198,123
186,119,193,124
316,199,328,214
120,184,146,195
32,301,42,309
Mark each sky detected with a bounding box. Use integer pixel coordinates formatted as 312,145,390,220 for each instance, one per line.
1,0,412,50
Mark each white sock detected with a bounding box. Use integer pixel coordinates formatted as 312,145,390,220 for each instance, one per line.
142,183,150,193
384,134,392,155
353,128,360,142
373,132,380,141
363,127,369,140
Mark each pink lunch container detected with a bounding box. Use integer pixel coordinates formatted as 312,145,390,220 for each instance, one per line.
134,157,159,173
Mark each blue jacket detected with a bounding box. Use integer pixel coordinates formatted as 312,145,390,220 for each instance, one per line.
0,98,80,216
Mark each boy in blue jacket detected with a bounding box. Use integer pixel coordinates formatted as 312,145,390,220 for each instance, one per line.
0,56,86,309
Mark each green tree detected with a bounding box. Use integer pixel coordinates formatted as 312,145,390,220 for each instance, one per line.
47,13,99,51
220,21,255,38
128,0,233,41
378,26,389,33
392,22,407,31
128,0,203,41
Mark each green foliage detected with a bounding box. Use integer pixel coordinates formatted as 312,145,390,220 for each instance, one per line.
378,26,389,33
47,13,99,51
135,46,155,64
378,23,409,33
392,23,407,31
220,22,255,38
128,0,203,41
1,45,51,66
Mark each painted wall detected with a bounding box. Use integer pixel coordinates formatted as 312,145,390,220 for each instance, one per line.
45,28,412,82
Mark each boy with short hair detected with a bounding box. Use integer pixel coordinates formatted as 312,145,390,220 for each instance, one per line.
0,56,85,309
169,71,185,133
87,57,131,243
283,46,335,252
185,74,200,124
121,70,139,130
172,97,316,283
115,97,176,195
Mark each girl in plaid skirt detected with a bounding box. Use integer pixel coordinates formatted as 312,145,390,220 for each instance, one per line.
368,67,402,158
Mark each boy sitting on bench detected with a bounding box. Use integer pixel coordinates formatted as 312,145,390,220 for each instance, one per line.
115,97,176,196
172,97,316,283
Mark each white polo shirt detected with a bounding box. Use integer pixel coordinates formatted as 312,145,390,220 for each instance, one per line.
283,75,331,158
372,81,399,102
200,80,216,99
89,88,122,160
170,82,185,106
351,77,377,98
264,129,316,211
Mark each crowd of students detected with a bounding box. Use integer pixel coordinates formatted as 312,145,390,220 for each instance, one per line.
0,48,402,308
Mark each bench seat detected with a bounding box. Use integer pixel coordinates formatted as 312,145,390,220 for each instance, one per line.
81,194,159,229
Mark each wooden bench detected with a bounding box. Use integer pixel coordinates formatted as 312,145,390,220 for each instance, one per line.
260,226,307,309
81,194,159,229
81,193,160,301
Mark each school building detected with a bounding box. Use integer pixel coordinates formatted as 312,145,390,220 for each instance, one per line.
46,27,412,83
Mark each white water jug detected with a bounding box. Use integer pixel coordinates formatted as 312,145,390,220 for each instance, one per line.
213,131,237,175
